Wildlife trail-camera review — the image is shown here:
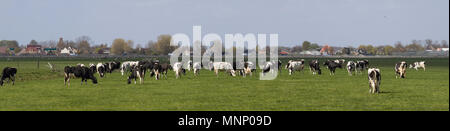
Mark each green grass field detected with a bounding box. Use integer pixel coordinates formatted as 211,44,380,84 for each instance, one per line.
0,57,448,111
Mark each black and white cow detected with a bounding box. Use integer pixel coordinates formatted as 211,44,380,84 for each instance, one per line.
89,63,97,74
261,61,277,76
334,59,346,66
64,65,98,86
409,61,426,71
324,60,342,75
356,60,369,74
309,60,322,75
209,62,236,77
395,61,408,79
243,62,255,77
368,68,381,94
346,61,357,76
121,61,139,76
106,61,121,73
286,60,305,75
1,67,17,86
127,65,144,84
96,63,106,78
160,63,172,79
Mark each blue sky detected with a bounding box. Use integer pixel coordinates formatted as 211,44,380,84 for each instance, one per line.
0,0,448,47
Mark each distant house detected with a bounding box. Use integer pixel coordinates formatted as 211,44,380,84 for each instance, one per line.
437,48,449,52
97,48,111,54
0,46,7,55
300,50,321,56
25,45,42,54
279,51,289,56
60,47,78,56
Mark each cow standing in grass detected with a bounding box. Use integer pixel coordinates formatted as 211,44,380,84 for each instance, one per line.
347,61,357,76
209,62,236,77
173,62,187,79
64,65,98,86
1,67,17,86
356,60,369,74
368,68,381,94
127,65,144,84
309,60,322,75
324,60,342,75
286,60,305,75
106,61,121,74
410,61,426,71
97,63,106,78
395,61,408,79
121,61,139,76
193,62,202,76
160,63,172,79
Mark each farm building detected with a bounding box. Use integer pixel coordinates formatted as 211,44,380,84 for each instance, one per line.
60,47,78,56
97,48,111,54
25,44,42,54
0,46,7,55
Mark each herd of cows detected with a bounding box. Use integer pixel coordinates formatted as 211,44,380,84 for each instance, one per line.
0,59,427,94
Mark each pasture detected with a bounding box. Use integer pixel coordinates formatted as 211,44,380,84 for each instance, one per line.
0,57,448,111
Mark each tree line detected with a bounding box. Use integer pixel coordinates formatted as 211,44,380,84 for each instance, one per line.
1,36,448,56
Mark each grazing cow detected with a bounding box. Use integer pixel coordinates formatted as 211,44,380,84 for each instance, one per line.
309,60,322,75
127,65,144,84
186,60,193,71
121,61,139,76
106,61,121,73
286,60,305,75
160,63,172,79
368,68,381,94
324,60,342,75
64,65,98,86
243,62,255,77
334,59,346,66
261,61,277,76
395,61,408,79
209,62,236,77
1,67,17,86
193,62,202,76
96,63,106,78
173,62,187,79
356,60,369,74
89,63,97,74
410,61,426,71
152,62,162,80
346,61,357,76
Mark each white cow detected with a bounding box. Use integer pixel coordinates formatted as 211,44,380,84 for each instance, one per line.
242,62,255,77
368,68,381,94
209,62,236,77
193,62,202,76
121,61,139,76
409,61,426,71
173,62,186,79
286,60,305,75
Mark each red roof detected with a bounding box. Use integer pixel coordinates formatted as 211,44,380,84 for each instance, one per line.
280,51,289,55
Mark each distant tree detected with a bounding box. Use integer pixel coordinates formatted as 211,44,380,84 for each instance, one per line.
302,41,311,51
442,40,448,48
57,37,65,49
291,45,302,52
310,43,320,50
153,35,173,55
425,39,434,50
75,36,92,54
29,40,38,45
394,41,406,52
0,40,21,53
111,38,133,55
384,45,394,55
405,42,425,51
327,46,334,55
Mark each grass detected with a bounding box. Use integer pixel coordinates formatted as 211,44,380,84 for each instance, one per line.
0,57,448,111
